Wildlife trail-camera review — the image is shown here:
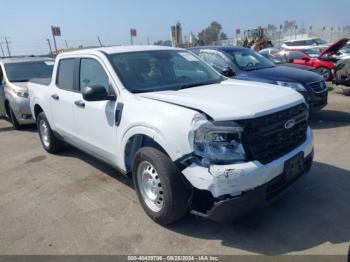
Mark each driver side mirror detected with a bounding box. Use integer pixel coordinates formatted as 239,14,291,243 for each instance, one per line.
219,67,235,77
301,56,310,61
82,85,116,102
288,58,294,63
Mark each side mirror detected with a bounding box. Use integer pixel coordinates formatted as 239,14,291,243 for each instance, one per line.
82,85,116,102
220,67,235,77
301,56,310,61
288,58,294,63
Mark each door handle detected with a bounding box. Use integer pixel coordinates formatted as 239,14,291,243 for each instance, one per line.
51,94,59,100
74,100,85,108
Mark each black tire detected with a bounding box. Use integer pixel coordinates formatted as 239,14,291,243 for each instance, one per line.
132,147,189,225
37,112,64,154
9,107,22,130
318,67,332,81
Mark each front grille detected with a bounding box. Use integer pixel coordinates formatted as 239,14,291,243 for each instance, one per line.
239,103,308,164
307,81,328,93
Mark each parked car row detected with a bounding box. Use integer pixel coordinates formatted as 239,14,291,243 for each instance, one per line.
260,38,349,82
189,46,328,111
1,46,315,226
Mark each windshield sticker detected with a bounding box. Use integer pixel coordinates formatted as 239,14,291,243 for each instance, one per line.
44,61,55,66
179,52,199,62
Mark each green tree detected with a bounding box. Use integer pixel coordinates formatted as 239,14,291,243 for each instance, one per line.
219,32,228,40
198,21,227,45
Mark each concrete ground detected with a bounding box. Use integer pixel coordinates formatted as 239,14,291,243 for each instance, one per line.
0,87,349,255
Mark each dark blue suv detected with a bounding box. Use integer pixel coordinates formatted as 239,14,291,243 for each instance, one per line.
188,46,328,112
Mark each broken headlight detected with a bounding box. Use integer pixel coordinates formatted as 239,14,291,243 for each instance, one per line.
189,115,246,165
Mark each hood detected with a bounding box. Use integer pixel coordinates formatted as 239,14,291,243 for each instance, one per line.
236,66,322,84
319,38,349,58
7,81,29,92
276,63,314,71
138,80,304,121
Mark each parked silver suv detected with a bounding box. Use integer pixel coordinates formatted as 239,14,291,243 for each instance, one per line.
0,57,54,129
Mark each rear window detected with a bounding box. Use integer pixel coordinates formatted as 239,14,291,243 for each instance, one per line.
56,59,76,91
286,41,305,46
4,61,53,82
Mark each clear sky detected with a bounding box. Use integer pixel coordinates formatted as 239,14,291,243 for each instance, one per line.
1,0,349,55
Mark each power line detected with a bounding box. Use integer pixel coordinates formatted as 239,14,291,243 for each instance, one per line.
0,43,5,57
46,38,53,57
2,37,11,57
97,36,103,47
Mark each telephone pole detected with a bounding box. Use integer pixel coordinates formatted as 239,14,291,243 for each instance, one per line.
97,36,103,47
0,43,5,57
3,37,11,57
46,38,53,57
65,40,69,49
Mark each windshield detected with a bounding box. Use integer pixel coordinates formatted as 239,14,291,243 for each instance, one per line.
109,50,222,93
314,38,328,45
5,61,54,82
303,49,320,57
224,49,275,71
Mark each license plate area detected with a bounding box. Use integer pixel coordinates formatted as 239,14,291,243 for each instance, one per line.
284,152,305,181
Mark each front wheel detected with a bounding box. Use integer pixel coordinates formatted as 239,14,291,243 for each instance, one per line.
317,67,332,81
37,112,64,153
9,107,22,130
133,147,189,225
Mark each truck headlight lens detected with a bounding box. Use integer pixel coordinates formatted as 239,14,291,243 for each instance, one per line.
15,90,29,98
276,81,307,92
189,115,246,164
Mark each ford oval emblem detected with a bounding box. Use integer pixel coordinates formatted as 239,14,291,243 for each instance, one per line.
284,119,296,129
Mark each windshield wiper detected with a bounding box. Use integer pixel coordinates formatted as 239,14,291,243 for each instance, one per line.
176,79,222,90
11,79,29,83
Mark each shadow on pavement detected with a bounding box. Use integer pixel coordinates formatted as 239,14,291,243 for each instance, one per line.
44,142,350,255
0,122,37,133
57,145,134,189
167,161,350,255
310,110,350,129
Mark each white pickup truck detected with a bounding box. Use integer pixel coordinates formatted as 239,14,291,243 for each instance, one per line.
28,46,314,225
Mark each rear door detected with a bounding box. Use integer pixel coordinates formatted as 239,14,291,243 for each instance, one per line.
0,65,6,117
72,57,119,165
50,58,78,139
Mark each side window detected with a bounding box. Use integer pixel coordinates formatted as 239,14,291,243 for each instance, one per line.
56,59,76,91
80,58,109,92
289,52,306,60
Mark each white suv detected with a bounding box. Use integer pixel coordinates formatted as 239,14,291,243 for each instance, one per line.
29,46,314,225
282,38,329,50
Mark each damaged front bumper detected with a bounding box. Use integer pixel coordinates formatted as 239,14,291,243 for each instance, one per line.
182,128,314,221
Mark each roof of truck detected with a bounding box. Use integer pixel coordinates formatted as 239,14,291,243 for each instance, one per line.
0,57,53,64
59,45,182,57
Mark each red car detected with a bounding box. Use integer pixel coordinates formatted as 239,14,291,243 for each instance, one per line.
275,38,349,80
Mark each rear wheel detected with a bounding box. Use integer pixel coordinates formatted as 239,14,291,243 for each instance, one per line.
37,112,64,153
133,147,189,225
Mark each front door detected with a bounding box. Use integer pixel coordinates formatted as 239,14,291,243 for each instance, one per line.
72,57,119,166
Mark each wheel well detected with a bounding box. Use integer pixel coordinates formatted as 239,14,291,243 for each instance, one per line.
124,134,168,174
34,104,43,119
